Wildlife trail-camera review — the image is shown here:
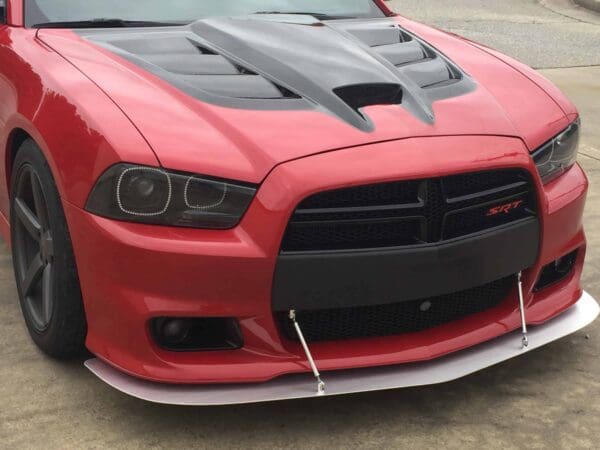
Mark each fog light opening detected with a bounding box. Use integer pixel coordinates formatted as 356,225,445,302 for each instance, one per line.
535,250,579,292
555,255,575,275
151,317,243,352
161,319,192,346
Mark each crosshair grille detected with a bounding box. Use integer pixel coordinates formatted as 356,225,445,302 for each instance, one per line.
281,169,537,253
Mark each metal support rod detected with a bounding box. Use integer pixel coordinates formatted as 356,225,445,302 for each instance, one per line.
517,271,529,348
289,310,326,395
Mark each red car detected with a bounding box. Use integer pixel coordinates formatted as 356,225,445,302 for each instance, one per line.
0,0,597,405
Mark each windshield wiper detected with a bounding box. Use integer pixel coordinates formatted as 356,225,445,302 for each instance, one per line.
252,11,347,20
33,18,183,29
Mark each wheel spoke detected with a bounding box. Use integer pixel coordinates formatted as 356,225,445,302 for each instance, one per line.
31,174,48,230
45,235,54,260
41,264,53,324
14,198,42,241
22,253,45,297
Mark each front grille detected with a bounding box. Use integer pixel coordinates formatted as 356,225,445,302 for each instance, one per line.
277,276,514,343
281,169,537,253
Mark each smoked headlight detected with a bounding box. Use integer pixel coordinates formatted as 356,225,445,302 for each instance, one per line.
532,119,580,184
85,164,257,229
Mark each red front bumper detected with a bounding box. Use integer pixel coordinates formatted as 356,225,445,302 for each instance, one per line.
64,135,588,384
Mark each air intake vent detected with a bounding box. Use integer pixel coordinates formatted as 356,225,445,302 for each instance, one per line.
535,250,579,291
277,276,514,343
334,83,402,112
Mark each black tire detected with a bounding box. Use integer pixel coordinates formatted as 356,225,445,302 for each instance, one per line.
10,139,87,359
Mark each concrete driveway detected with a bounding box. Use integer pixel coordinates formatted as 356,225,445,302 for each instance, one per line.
1,1,599,448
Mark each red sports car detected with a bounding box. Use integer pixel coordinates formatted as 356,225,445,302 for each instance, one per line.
0,0,597,405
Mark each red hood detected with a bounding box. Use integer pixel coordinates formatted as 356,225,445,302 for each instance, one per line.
37,16,571,183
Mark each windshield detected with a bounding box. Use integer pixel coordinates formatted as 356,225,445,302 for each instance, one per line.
25,0,386,27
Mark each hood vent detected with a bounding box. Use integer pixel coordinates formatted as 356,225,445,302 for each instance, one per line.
107,35,298,100
82,17,475,131
334,83,402,112
343,24,463,90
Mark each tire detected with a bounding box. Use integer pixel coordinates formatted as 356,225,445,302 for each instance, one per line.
10,139,87,359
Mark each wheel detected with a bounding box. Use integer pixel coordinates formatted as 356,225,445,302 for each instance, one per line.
10,139,87,358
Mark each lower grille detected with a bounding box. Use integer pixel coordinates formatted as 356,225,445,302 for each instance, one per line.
277,276,514,343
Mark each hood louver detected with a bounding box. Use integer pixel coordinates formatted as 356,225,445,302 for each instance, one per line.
342,23,464,90
82,17,475,131
108,36,298,100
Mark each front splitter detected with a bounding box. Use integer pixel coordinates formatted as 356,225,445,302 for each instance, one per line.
85,291,599,406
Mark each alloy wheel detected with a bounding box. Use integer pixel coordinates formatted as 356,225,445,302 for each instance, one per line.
13,165,55,332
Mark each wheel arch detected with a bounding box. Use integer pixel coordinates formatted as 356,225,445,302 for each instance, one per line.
5,127,33,195
1,118,69,237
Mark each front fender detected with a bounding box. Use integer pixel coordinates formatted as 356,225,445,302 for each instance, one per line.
0,27,158,221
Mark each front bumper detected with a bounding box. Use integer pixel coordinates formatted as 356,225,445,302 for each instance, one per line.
85,292,599,405
64,135,590,384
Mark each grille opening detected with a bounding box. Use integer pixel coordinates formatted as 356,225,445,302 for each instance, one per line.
298,180,421,210
442,192,537,240
282,218,424,253
277,276,514,343
535,250,579,291
281,169,537,253
442,169,530,200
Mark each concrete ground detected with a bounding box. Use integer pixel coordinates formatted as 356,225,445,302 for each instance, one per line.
1,1,600,449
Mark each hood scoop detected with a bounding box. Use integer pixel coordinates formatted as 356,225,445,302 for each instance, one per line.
81,17,475,131
334,83,403,112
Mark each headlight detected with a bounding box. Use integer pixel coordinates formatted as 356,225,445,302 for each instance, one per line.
85,164,257,229
532,119,580,184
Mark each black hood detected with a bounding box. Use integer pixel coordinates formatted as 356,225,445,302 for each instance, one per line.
78,15,476,131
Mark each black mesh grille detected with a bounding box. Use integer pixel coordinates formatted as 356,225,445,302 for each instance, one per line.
277,276,514,343
443,170,528,199
282,219,423,253
281,169,537,253
299,180,421,209
442,193,533,240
